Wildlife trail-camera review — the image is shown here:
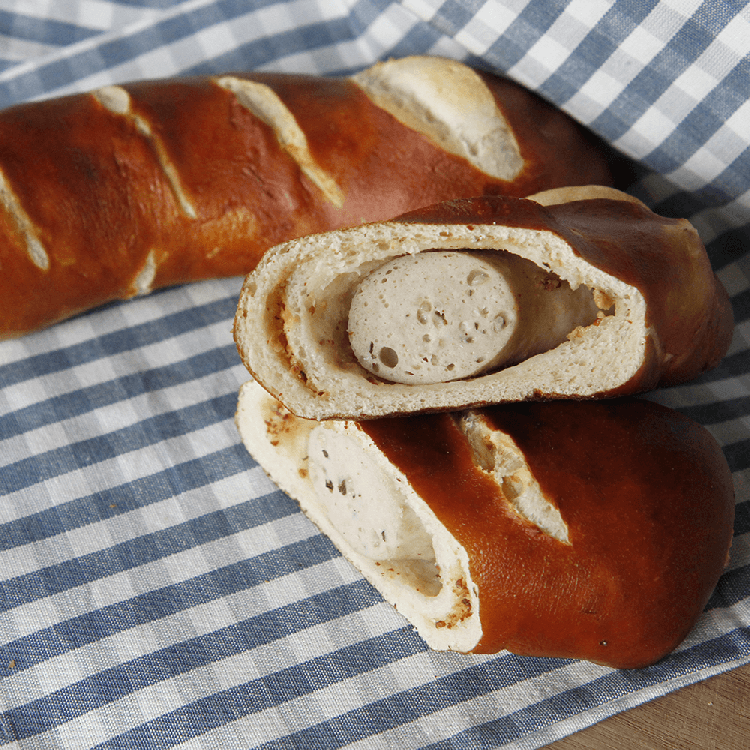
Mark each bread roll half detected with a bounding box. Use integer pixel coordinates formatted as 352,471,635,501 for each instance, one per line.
233,187,733,420
236,379,735,668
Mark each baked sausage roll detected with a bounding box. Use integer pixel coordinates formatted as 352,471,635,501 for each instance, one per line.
234,187,733,419
236,379,735,668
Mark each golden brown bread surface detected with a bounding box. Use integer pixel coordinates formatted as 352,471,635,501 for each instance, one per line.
361,400,735,667
234,188,733,419
236,380,735,668
0,56,612,339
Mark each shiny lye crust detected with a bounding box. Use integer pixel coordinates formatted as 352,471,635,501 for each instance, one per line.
234,188,733,419
0,56,611,339
360,399,735,667
235,381,735,668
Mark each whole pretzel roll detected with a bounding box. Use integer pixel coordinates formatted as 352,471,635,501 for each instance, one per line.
236,380,735,668
0,56,611,339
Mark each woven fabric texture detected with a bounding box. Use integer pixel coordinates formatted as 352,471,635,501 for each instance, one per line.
1,2,748,748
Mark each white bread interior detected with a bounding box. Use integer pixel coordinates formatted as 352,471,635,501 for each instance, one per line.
236,379,568,652
234,187,648,420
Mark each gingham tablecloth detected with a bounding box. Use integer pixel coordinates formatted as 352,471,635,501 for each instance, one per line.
0,2,748,748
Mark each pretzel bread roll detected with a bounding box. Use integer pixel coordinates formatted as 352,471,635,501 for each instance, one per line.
0,56,612,340
236,379,735,668
234,187,733,419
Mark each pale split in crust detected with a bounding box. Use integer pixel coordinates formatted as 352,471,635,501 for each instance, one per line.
93,86,198,221
351,56,524,182
0,168,49,270
5,54,606,339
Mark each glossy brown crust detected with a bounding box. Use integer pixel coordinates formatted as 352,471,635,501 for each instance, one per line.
0,68,612,339
360,399,735,668
548,199,734,387
397,195,734,392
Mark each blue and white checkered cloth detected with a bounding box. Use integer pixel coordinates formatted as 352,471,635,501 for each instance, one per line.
1,1,748,747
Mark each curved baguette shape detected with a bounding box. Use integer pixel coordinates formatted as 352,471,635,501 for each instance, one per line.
0,55,612,339
234,187,734,419
236,379,735,668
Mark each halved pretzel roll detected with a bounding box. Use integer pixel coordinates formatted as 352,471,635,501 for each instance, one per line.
0,56,612,339
236,379,735,668
234,187,733,419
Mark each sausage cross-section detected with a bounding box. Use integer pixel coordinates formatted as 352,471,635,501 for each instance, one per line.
234,187,733,419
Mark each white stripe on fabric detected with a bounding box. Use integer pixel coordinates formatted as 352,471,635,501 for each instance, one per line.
717,263,750,298
453,0,528,56
0,357,244,473
1,556,366,710
0,412,241,513
3,0,162,33
0,34,59,64
15,618,414,750
1,507,322,650
506,0,611,89
0,466,276,577
0,3,748,750
668,100,750,190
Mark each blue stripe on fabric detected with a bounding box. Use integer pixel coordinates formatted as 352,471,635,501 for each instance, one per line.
483,0,562,72
2,564,746,746
4,581,385,743
0,343,239,441
346,0,389,33
0,291,237,389
0,485,302,613
709,563,750,613
728,287,747,325
250,654,570,750
538,0,657,104
0,529,340,679
588,3,735,144
0,392,237,495
677,397,750,426
91,627,427,750
707,226,750,270
0,0,346,106
734,501,750,537
710,143,750,207
346,0,427,55
689,346,750,384
3,503,745,684
416,628,750,750
369,22,446,63
0,9,101,47
29,0,246,98
725,439,750,474
245,627,750,750
645,66,750,177
185,17,356,78
0,443,252,552
413,0,476,35
651,189,726,220
102,1,186,7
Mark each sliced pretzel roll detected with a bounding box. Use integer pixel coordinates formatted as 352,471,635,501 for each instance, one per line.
0,56,612,339
236,379,735,668
234,187,733,419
